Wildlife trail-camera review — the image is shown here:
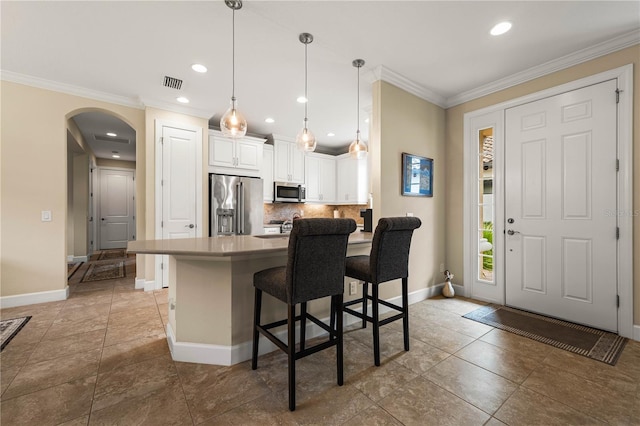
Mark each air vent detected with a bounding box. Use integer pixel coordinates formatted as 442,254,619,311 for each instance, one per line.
163,75,183,90
94,134,130,144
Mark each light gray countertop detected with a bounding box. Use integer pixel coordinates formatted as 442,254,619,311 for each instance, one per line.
127,232,373,257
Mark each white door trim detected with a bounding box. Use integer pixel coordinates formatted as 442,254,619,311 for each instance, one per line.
154,119,203,290
463,64,633,339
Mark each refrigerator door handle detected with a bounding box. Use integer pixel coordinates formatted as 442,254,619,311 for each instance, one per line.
238,182,245,234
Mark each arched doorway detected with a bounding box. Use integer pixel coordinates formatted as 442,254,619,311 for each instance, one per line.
66,109,137,260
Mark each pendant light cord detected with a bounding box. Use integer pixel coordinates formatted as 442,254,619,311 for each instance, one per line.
356,64,360,136
231,8,236,100
304,41,308,128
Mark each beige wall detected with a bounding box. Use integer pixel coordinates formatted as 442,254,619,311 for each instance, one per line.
372,80,447,299
445,45,640,324
0,81,145,297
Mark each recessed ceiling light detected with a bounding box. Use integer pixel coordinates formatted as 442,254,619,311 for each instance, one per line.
297,96,308,103
490,21,512,36
176,97,189,104
264,117,275,124
112,154,120,159
327,132,335,137
191,63,207,73
106,132,117,137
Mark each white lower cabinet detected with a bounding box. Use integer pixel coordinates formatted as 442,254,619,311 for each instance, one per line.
305,153,336,203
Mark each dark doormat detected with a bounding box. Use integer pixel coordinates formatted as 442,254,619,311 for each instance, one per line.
463,305,627,365
1,316,31,351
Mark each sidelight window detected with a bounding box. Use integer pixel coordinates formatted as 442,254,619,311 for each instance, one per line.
478,129,494,283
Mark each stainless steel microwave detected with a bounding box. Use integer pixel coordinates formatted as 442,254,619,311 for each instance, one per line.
273,182,306,203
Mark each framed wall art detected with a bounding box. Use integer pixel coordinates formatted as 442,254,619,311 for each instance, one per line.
402,152,433,197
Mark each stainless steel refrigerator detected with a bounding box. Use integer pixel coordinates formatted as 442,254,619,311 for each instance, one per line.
209,174,264,236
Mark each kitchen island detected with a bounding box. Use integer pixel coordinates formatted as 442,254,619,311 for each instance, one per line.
127,232,372,366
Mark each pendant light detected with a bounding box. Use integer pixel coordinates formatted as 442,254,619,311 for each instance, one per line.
220,0,247,139
295,33,317,152
348,59,368,159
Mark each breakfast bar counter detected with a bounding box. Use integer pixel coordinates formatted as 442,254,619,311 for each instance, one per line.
128,232,372,366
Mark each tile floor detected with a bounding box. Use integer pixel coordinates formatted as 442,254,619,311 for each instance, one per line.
1,270,639,425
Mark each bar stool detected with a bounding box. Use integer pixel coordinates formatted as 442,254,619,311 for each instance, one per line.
251,218,356,411
343,216,422,366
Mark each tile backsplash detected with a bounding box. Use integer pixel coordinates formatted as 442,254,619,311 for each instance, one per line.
264,203,366,225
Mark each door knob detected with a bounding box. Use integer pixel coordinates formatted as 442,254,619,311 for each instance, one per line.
101,218,105,221
507,229,520,235
185,224,195,229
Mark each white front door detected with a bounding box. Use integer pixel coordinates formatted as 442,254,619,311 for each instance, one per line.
157,124,200,287
505,79,618,331
99,168,135,249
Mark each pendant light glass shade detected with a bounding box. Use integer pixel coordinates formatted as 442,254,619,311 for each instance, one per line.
296,33,316,152
349,131,367,159
220,97,247,138
220,0,247,139
349,59,368,158
296,120,317,151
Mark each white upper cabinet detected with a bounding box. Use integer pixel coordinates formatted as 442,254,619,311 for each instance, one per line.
208,130,265,177
305,153,336,203
262,144,274,202
273,136,305,184
336,153,368,204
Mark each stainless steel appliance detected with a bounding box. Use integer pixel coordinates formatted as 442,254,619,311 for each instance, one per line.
210,174,264,236
273,182,306,203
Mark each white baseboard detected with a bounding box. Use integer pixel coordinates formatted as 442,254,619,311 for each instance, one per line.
633,325,640,342
134,277,145,290
143,280,157,292
67,255,88,263
0,287,70,309
165,286,439,365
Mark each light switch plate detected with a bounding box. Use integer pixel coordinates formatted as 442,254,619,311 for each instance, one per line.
41,210,52,222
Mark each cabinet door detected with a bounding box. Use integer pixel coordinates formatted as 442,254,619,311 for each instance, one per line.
305,155,322,202
289,145,305,184
235,140,262,171
336,158,358,204
273,140,292,182
320,157,336,203
262,147,274,202
209,136,235,168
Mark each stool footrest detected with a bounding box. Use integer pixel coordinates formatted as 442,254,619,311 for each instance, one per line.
257,313,338,358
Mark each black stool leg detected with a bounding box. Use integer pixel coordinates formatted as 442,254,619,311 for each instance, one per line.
300,302,307,351
402,277,409,351
372,284,380,366
251,288,262,370
288,304,296,411
335,294,344,386
362,282,369,329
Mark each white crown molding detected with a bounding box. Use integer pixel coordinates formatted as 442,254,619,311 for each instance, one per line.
0,69,144,109
371,30,639,110
445,29,640,108
138,97,213,119
373,65,448,108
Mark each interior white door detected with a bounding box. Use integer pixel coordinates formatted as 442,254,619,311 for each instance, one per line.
99,168,135,249
505,79,618,331
160,125,198,286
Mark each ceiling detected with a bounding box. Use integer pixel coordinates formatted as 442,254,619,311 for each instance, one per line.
2,1,639,157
